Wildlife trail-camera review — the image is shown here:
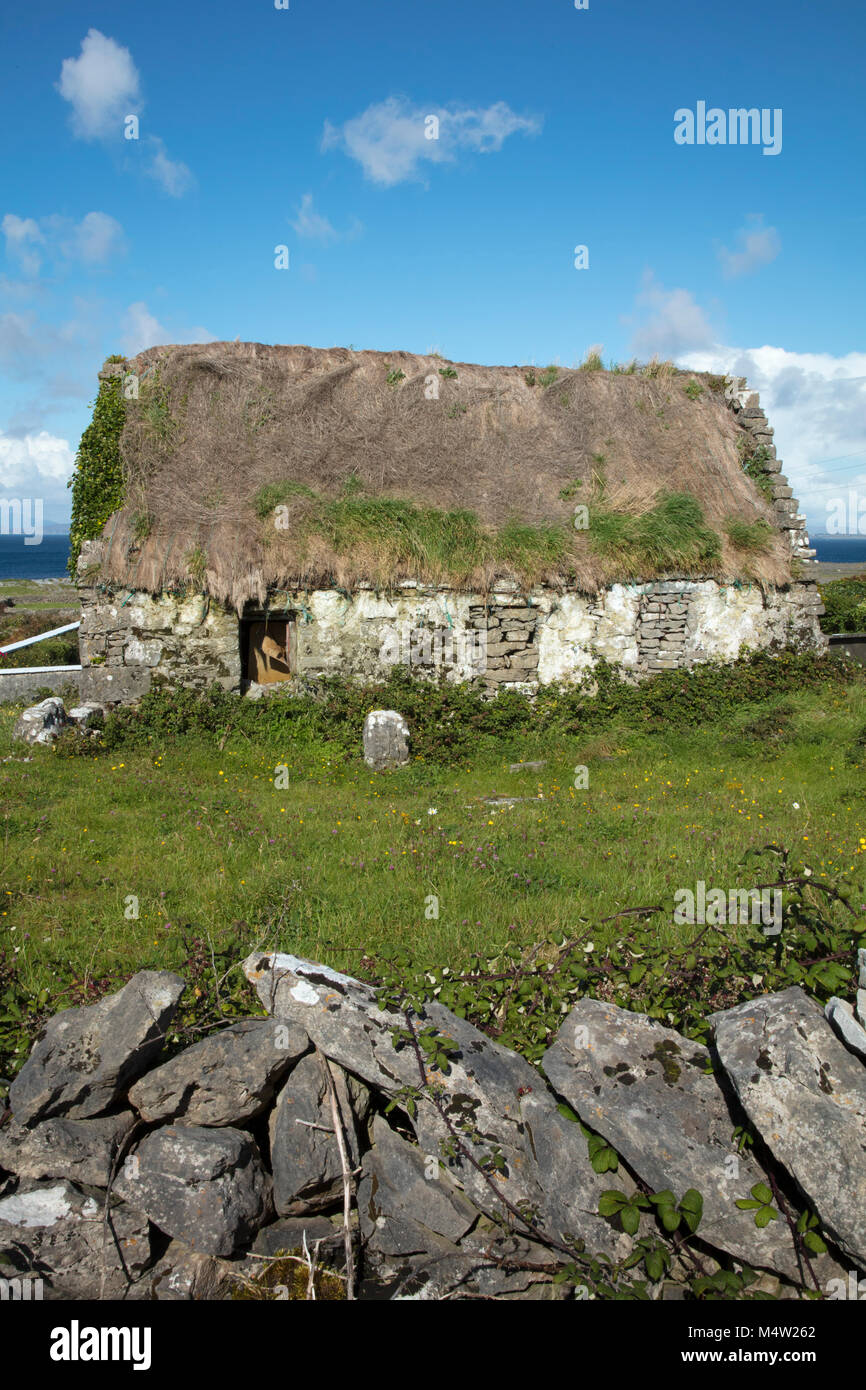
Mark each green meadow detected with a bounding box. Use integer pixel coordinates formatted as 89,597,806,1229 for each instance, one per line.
1,658,864,1085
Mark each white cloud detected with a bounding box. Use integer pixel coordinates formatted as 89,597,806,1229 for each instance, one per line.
57,29,140,140
119,303,217,355
291,194,338,243
121,301,166,355
680,344,866,530
62,211,125,264
146,137,193,197
718,216,781,279
628,271,716,358
0,430,75,489
2,215,45,277
289,193,361,244
3,212,125,276
321,96,541,186
57,33,193,196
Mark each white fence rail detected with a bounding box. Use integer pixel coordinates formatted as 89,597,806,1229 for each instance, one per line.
0,620,81,671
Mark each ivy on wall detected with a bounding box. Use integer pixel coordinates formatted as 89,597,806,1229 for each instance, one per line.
67,366,127,575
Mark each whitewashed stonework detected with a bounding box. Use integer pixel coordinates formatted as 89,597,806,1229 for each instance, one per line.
76,557,827,701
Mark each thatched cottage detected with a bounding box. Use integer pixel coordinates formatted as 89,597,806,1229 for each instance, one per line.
72,343,823,700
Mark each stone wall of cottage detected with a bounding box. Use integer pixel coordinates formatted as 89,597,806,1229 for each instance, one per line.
76,553,827,699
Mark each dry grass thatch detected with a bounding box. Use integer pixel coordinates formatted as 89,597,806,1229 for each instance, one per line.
88,342,791,608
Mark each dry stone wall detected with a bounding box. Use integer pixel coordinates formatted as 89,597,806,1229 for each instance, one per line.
724,374,815,563
1,952,863,1301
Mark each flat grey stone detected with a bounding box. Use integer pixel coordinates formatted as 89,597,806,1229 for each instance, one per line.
710,988,866,1269
508,761,547,774
9,971,186,1124
0,1109,136,1187
543,1000,818,1281
66,702,106,727
825,998,866,1063
363,710,409,770
115,1123,270,1257
269,1050,369,1215
0,1180,150,1299
128,1017,308,1126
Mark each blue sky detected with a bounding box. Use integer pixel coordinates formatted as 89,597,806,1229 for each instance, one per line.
1,0,864,531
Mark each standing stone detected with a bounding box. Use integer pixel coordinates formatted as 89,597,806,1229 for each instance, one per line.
710,988,866,1270
12,698,68,746
269,1050,369,1215
9,971,186,1125
128,1017,309,1126
543,999,827,1281
115,1124,270,1257
363,710,410,771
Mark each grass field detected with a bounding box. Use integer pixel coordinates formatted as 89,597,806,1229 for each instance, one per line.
1,670,863,1066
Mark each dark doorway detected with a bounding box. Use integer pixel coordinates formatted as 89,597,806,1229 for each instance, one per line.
242,617,295,683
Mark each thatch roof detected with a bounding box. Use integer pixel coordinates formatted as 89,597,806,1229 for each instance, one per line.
83,342,791,609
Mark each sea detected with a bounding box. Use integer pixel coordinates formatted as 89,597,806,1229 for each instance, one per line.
0,533,71,580
810,537,866,565
1,533,865,581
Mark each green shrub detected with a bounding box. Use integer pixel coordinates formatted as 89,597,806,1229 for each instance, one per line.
819,576,866,634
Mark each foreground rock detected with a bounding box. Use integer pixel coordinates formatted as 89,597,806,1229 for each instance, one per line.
269,1051,369,1214
710,988,866,1270
9,971,185,1124
67,702,106,728
544,999,824,1282
128,1017,308,1126
244,951,633,1261
0,1181,150,1299
362,710,410,771
0,1109,136,1187
114,1123,271,1257
12,697,68,746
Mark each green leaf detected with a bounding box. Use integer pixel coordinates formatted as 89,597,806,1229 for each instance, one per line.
598,1190,627,1217
620,1203,641,1235
754,1205,778,1228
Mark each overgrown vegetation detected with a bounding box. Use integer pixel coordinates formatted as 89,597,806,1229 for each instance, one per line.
818,575,866,634
587,491,721,574
724,517,774,554
739,438,776,503
67,372,126,574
